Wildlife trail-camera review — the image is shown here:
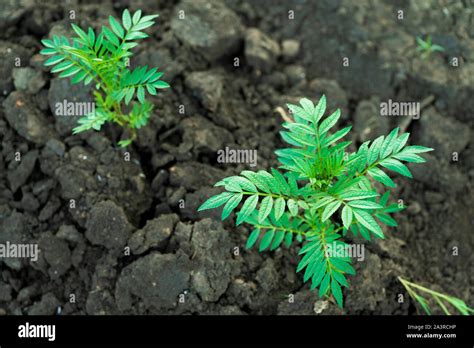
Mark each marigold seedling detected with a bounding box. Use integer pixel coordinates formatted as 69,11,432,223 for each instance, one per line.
40,9,169,147
199,95,433,308
416,35,445,59
399,276,473,315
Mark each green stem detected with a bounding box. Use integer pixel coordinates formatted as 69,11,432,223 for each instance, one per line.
240,191,297,201
253,224,308,236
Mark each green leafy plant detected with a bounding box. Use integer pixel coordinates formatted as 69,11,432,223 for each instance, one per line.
198,95,433,308
416,35,445,59
40,9,169,147
399,277,473,315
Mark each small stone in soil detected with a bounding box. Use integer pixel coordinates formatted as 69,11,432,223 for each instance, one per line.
85,201,134,250
27,293,60,315
0,283,12,301
115,252,191,311
3,91,56,145
129,214,179,255
0,41,30,96
281,39,300,62
39,233,72,280
185,70,223,112
171,0,243,61
12,67,46,94
171,0,243,62
7,150,38,193
244,28,280,73
417,107,471,160
56,225,83,244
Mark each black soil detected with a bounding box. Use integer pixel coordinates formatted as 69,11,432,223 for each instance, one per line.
0,0,472,315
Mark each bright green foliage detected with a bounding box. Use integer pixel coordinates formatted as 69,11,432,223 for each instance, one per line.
416,35,445,59
399,277,474,315
198,95,433,308
40,9,169,147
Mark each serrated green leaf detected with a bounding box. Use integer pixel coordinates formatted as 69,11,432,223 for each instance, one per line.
258,196,273,223
59,66,81,78
331,278,343,308
304,259,319,282
347,200,383,210
153,80,170,89
284,232,293,247
332,271,349,287
339,190,379,201
71,23,89,43
273,197,286,221
259,230,275,251
146,84,157,95
367,167,395,188
41,39,54,48
137,86,145,103
118,138,133,147
284,122,315,135
222,193,243,220
392,153,426,163
270,230,285,250
353,209,384,238
297,248,322,273
367,135,384,165
299,240,321,255
87,28,96,46
379,128,399,159
71,70,87,84
51,61,74,73
379,191,390,206
122,9,132,30
125,87,135,105
126,31,148,40
376,213,398,227
241,171,270,193
393,132,410,153
40,48,56,55
287,103,312,123
313,95,327,124
319,273,331,297
380,158,412,178
322,201,342,222
299,98,314,117
311,261,327,290
324,126,352,146
287,199,298,216
319,109,340,135
132,10,142,25
341,205,353,229
236,195,259,225
133,21,155,31
198,192,233,211
402,145,434,154
44,55,65,66
102,26,120,46
109,16,124,38
245,229,260,249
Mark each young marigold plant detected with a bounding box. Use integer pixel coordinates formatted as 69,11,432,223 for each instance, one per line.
198,95,433,308
399,277,474,315
416,35,445,59
40,9,169,147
